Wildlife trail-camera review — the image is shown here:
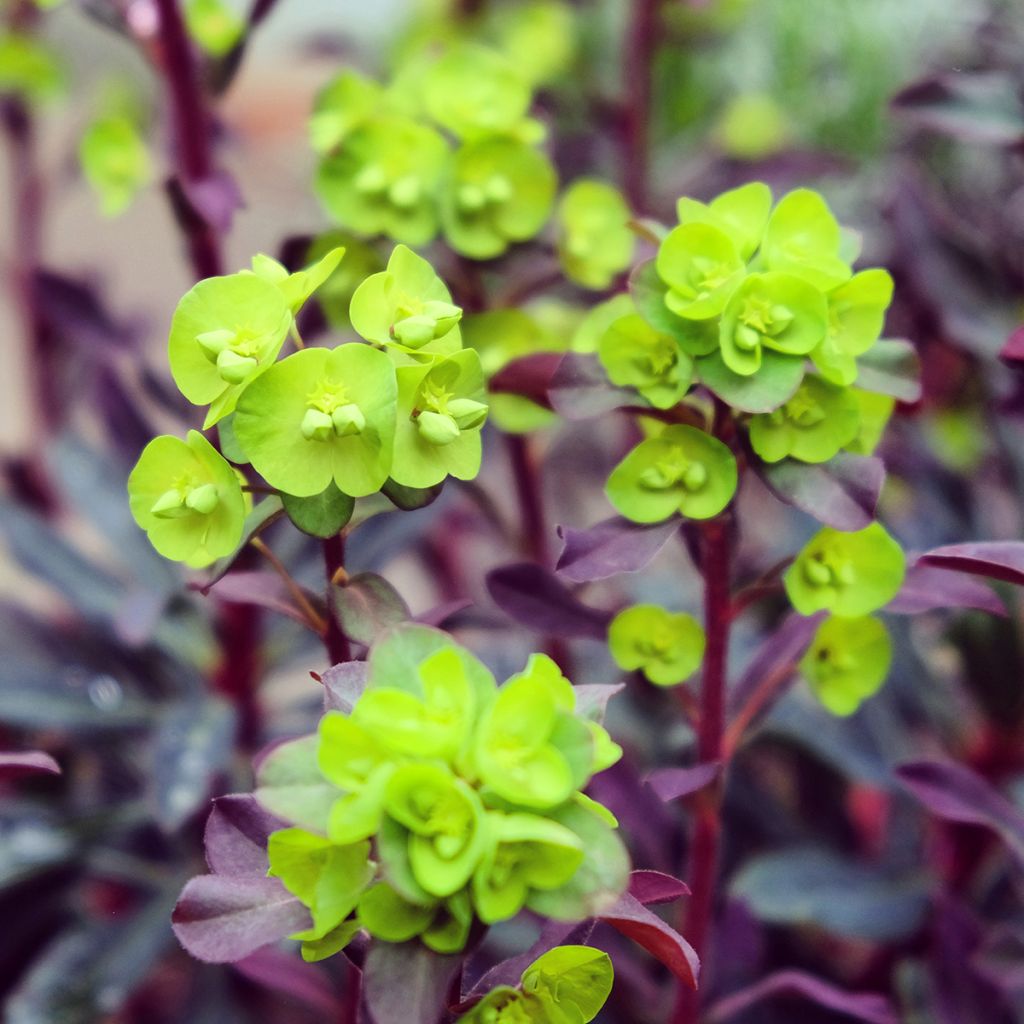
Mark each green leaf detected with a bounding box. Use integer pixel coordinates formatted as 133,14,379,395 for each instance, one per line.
696,348,805,414
608,604,705,686
282,485,354,538
331,572,411,647
606,424,738,523
800,615,892,715
784,522,906,618
255,735,340,833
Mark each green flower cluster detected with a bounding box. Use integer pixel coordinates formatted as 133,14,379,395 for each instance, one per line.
460,944,613,1023
128,246,489,566
257,626,627,958
608,604,705,686
785,523,905,715
312,42,556,257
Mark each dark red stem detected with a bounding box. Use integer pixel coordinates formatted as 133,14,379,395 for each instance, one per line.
622,0,659,212
673,515,733,1024
323,533,352,666
154,0,222,278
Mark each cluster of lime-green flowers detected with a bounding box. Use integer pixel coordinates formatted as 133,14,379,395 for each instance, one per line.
787,523,905,715
254,626,627,959
608,604,706,688
128,245,489,567
599,182,897,526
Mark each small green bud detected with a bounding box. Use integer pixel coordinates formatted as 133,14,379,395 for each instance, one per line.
354,164,387,194
184,482,220,515
150,488,188,519
388,174,421,209
447,397,489,430
301,407,335,442
458,183,487,212
331,403,365,436
196,328,234,360
393,315,438,348
484,174,513,204
421,300,462,335
418,411,461,446
216,348,259,385
803,557,833,587
681,462,707,491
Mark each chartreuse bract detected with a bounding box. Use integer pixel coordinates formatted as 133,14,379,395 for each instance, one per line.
800,615,893,716
127,430,246,568
251,625,627,959
557,179,635,290
609,604,706,686
460,945,614,1023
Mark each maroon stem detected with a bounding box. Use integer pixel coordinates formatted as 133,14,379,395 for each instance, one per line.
323,533,352,666
153,0,222,278
622,0,659,212
673,515,732,1024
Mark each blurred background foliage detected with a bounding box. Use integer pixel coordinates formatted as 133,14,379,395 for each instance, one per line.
2,0,1024,1022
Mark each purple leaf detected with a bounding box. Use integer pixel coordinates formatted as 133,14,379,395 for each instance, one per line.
171,875,311,963
629,870,691,906
887,563,1006,616
179,170,244,232
574,683,625,722
549,353,639,420
321,661,369,714
758,453,885,531
414,598,472,628
896,760,1024,866
1000,326,1024,365
362,941,460,1024
918,541,1024,586
727,611,824,718
488,352,561,408
0,750,61,779
205,571,315,627
204,794,286,877
233,947,340,1015
854,339,922,402
706,970,898,1024
647,762,722,803
556,517,680,583
599,892,700,989
486,563,612,639
331,572,410,646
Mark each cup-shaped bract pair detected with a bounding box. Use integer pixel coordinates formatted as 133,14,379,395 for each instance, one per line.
656,221,746,321
350,244,463,360
761,187,853,291
392,349,489,488
675,180,772,262
461,945,613,1024
812,269,895,385
749,374,861,464
607,424,738,523
557,179,635,290
800,615,893,716
608,604,706,686
79,113,151,217
127,430,246,567
316,116,449,246
440,136,557,259
232,343,398,498
599,313,694,409
309,69,386,155
784,523,906,618
169,271,294,428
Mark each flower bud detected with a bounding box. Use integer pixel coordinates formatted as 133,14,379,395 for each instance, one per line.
301,408,335,442
484,174,512,204
216,348,259,384
354,164,388,194
185,483,220,515
332,403,366,437
734,324,761,351
388,174,421,209
447,397,488,431
196,328,235,361
150,488,188,519
393,315,438,348
457,183,486,212
803,558,833,587
680,462,707,491
421,300,462,336
417,410,460,446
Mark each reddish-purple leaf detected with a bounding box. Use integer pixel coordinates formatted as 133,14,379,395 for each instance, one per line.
414,598,472,628
362,940,460,1024
629,870,691,906
647,762,722,803
887,563,1006,616
488,352,561,408
233,947,341,1015
179,170,244,232
556,517,680,583
1000,326,1024,365
171,875,311,963
600,892,700,989
727,611,825,718
758,453,885,531
918,542,1024,587
574,682,625,722
331,572,410,646
896,761,1024,866
854,339,922,403
206,570,316,626
706,970,898,1024
204,794,285,877
486,563,612,639
0,750,61,780
549,353,639,420
321,661,369,714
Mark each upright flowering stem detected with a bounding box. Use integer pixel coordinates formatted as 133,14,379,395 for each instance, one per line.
154,0,222,278
622,0,659,212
